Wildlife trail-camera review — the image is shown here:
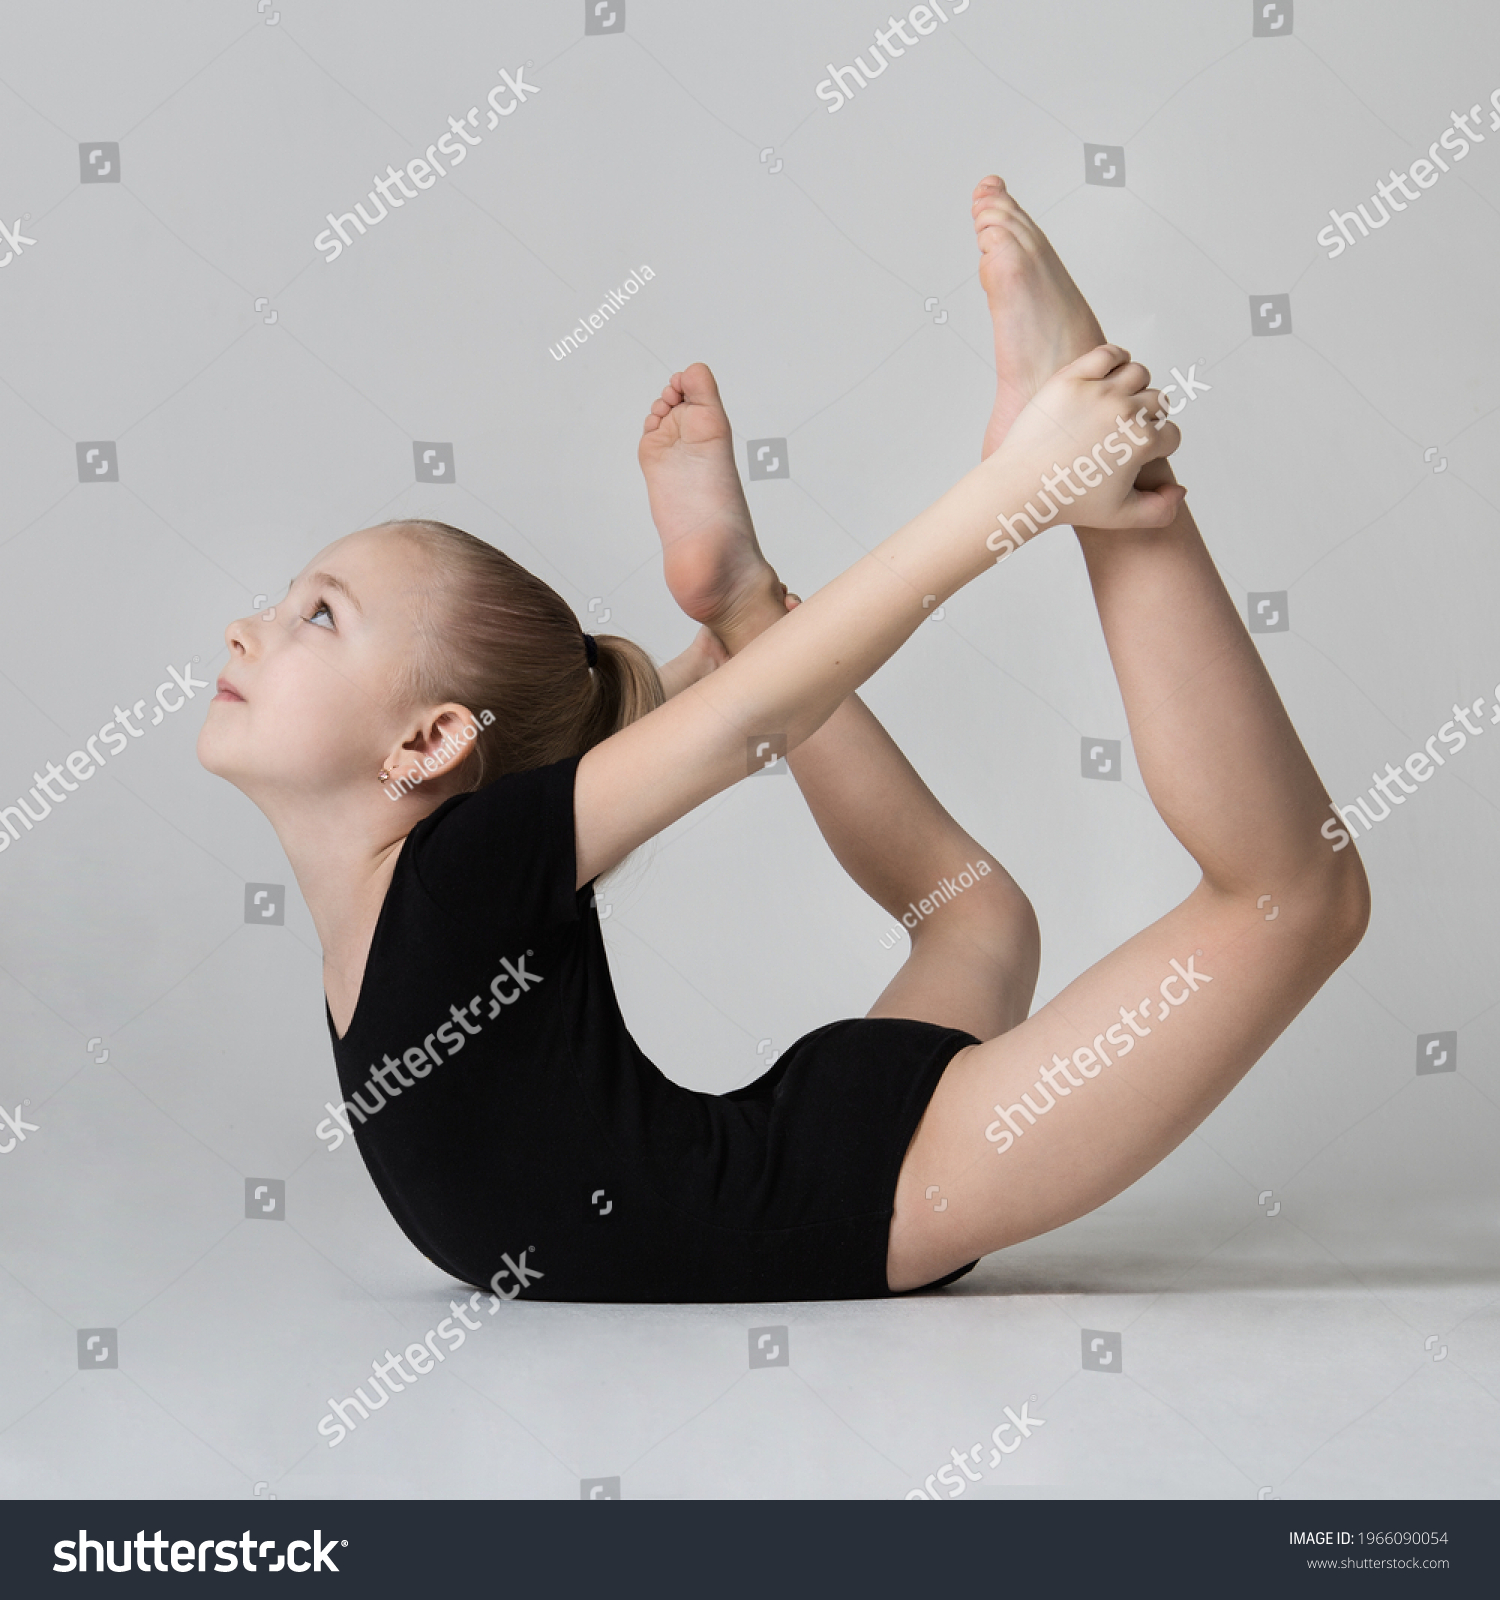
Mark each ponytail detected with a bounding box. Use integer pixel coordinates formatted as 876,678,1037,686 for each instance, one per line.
578,632,667,758
375,519,666,795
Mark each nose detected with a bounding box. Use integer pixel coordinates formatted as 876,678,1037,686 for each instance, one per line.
224,605,268,656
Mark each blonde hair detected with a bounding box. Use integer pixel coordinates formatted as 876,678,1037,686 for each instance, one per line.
376,518,665,792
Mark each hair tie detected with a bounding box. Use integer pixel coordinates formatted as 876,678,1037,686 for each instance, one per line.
583,632,598,669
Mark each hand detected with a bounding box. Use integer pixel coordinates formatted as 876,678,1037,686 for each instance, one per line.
987,344,1186,548
693,621,731,669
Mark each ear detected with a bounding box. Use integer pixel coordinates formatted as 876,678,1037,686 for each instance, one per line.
385,703,483,784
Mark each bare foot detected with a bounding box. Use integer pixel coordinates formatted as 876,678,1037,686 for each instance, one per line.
637,362,787,649
973,175,1107,460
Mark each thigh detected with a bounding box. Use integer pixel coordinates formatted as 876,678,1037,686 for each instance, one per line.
885,875,1360,1291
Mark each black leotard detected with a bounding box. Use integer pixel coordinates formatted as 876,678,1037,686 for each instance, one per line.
322,754,979,1302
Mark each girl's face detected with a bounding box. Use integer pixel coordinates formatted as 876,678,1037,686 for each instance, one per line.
198,528,433,803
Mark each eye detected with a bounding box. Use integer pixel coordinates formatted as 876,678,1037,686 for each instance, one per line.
303,598,335,630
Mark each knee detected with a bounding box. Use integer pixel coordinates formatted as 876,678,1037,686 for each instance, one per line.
987,889,1041,1024
916,871,1041,984
1217,850,1370,970
1284,849,1371,962
994,879,1042,967
1322,849,1371,960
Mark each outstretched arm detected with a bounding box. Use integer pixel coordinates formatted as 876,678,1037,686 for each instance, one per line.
575,346,1183,889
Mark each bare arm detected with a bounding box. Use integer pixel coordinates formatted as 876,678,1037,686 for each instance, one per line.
575,346,1183,888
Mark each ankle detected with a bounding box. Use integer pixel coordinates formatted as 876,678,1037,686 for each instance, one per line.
714,577,791,655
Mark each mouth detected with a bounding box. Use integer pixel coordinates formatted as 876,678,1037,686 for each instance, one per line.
214,677,246,702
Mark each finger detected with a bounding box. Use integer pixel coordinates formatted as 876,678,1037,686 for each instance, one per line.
1065,342,1132,380
1143,392,1183,451
1126,388,1178,438
1138,388,1169,426
1111,362,1151,394
1151,417,1182,456
1120,481,1188,529
1120,391,1178,446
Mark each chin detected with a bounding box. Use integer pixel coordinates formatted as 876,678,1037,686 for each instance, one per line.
195,725,222,776
196,722,249,786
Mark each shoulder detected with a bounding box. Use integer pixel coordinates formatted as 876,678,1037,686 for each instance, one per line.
403,755,586,929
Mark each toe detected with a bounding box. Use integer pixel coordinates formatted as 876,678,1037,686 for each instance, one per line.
973,200,1024,249
974,213,1020,255
679,362,724,406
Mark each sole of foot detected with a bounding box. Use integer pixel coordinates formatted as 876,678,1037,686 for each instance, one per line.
637,361,786,644
972,175,1108,459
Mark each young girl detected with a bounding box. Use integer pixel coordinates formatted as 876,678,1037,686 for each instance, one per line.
199,177,1368,1302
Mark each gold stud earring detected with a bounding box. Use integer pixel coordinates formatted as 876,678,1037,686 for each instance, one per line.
379,770,390,781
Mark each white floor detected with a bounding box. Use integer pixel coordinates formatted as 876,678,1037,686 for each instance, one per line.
5,1173,1495,1500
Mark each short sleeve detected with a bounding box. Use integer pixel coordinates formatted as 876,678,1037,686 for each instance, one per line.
405,754,584,933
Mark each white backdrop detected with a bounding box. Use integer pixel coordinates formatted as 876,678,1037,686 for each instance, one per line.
2,0,1496,1499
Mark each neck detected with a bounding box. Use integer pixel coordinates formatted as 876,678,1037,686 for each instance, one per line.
251,778,459,981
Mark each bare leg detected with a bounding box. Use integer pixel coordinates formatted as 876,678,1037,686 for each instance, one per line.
638,365,1038,1041
887,479,1369,1286
882,189,1372,1286
639,179,1130,1034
